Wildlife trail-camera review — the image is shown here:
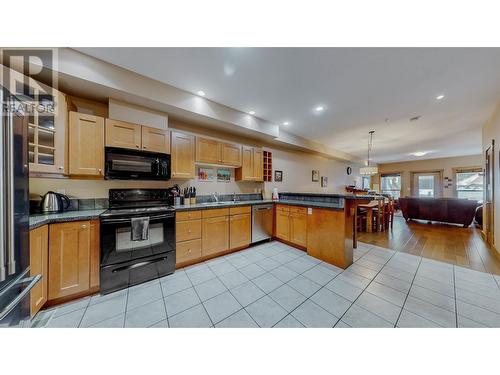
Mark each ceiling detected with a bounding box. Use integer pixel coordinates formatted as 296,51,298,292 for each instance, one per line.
76,48,500,163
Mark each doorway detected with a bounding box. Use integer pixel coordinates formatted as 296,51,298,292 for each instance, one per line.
411,172,442,198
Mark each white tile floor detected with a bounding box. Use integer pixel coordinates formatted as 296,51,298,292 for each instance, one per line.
30,241,500,328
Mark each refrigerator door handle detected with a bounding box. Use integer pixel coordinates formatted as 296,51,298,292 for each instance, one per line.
0,273,41,321
0,92,6,282
5,99,16,275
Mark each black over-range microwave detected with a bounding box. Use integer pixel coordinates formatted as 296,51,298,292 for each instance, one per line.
105,147,171,180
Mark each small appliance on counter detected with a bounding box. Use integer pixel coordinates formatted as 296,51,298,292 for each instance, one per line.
39,191,71,213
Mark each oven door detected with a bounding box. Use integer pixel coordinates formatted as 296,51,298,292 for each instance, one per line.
100,212,175,267
105,147,171,180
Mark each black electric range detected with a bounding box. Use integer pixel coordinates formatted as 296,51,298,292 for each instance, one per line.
99,189,176,294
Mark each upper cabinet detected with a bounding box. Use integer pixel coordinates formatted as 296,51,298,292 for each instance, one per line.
15,73,68,174
221,142,242,166
195,136,242,167
68,112,105,177
105,118,170,154
196,137,220,164
142,126,170,154
236,146,263,181
171,131,195,179
105,119,142,150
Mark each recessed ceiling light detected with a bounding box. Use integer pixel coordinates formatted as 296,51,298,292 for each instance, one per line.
282,121,290,126
413,151,428,157
314,105,324,112
436,95,445,100
197,90,206,97
248,111,255,115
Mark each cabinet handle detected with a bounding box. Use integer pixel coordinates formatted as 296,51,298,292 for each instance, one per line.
98,168,102,174
136,145,140,148
58,166,64,170
143,146,147,149
188,229,192,233
81,224,87,229
187,249,191,254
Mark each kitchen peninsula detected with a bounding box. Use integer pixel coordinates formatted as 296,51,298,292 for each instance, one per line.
274,192,383,269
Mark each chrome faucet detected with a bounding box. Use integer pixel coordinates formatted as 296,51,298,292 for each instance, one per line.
233,192,237,202
212,192,219,203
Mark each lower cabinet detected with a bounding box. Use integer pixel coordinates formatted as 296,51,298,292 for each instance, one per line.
289,211,307,248
29,225,48,317
275,205,307,248
202,215,230,256
275,207,290,241
48,220,99,301
230,213,251,250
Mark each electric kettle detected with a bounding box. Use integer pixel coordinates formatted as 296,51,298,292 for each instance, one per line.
40,191,71,213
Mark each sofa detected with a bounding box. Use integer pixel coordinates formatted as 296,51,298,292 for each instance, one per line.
398,197,481,228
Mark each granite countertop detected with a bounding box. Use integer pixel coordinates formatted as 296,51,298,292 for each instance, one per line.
29,209,106,230
276,200,344,210
279,192,384,200
174,200,274,211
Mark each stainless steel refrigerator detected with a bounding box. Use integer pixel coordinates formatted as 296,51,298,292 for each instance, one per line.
0,87,40,327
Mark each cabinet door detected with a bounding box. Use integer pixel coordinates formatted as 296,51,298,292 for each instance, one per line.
30,225,48,317
171,132,195,179
275,210,290,241
142,126,170,154
236,146,255,181
105,119,142,150
230,213,251,250
221,142,242,166
253,148,264,181
68,112,104,176
202,216,229,256
290,213,307,247
196,137,221,164
48,221,91,300
89,220,100,289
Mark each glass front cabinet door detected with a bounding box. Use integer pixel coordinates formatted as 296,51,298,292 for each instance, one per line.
13,70,67,175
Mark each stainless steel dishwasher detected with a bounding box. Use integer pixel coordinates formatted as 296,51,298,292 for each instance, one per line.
252,204,273,243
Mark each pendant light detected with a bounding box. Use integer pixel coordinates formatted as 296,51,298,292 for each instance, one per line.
359,130,379,175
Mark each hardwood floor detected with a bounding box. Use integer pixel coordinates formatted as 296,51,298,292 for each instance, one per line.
357,214,500,275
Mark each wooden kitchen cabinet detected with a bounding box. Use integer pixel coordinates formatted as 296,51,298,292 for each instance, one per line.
176,239,202,264
253,148,264,181
141,126,170,154
202,216,229,256
68,111,105,177
7,65,70,175
235,146,263,181
289,212,307,247
105,118,142,150
196,137,220,164
29,225,48,317
48,220,99,301
171,131,195,179
230,213,251,250
176,219,202,242
275,209,290,241
221,142,242,166
195,137,242,166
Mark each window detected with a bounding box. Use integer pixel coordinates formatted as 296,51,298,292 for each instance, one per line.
380,173,401,199
362,176,370,190
412,172,441,197
456,168,484,201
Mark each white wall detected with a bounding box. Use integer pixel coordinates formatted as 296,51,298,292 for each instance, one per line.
263,147,362,197
376,154,483,198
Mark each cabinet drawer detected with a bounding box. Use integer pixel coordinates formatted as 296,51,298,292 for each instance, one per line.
202,208,230,218
276,204,290,212
289,206,307,215
229,206,251,215
176,220,201,242
176,239,202,264
176,210,202,222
